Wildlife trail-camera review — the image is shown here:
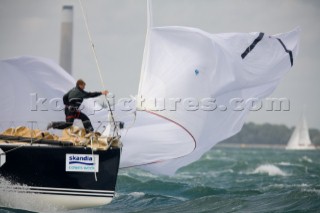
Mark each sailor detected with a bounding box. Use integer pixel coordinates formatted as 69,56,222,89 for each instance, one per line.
47,79,108,133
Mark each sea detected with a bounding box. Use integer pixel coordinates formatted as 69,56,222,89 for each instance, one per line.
1,146,319,213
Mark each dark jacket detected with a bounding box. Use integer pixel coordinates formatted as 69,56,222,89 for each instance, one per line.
63,86,102,109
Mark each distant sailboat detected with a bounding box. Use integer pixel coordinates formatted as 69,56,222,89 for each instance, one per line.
286,113,316,150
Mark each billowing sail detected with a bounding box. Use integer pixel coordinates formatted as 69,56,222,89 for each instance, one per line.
119,26,300,175
0,24,301,175
286,113,315,150
0,56,106,130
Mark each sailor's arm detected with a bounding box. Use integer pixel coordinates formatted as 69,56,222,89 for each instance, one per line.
101,90,108,95
82,90,108,98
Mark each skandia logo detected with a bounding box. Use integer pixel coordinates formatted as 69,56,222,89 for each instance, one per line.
69,155,94,165
66,154,99,172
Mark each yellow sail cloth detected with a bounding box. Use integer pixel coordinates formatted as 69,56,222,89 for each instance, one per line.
1,126,58,140
0,126,120,150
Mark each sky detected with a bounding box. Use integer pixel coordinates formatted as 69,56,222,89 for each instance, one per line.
0,0,319,129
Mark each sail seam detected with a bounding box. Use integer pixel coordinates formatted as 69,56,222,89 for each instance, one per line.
276,38,294,66
241,32,264,59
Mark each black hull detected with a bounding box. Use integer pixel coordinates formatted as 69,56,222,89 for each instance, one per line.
0,144,121,210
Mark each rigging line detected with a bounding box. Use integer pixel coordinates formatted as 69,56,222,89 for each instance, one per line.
78,0,119,137
123,111,137,138
0,137,44,156
120,110,197,169
78,0,104,89
0,144,26,156
146,110,197,149
90,136,98,182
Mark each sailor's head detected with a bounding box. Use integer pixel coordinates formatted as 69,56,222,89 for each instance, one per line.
76,79,86,90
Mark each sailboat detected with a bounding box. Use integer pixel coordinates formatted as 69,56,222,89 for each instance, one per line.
0,57,122,211
0,1,122,210
0,134,121,210
0,0,301,210
286,113,316,150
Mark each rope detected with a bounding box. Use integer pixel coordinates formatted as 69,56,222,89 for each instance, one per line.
0,144,25,156
90,136,98,181
0,137,44,156
123,111,137,138
78,0,119,137
78,0,104,89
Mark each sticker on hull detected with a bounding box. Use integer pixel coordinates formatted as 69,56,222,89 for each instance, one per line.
66,154,99,172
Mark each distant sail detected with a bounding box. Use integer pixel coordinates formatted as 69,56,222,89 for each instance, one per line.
286,113,315,150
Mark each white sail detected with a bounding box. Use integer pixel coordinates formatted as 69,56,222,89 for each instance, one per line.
119,25,300,175
0,22,301,175
286,113,315,150
0,22,301,176
0,56,106,130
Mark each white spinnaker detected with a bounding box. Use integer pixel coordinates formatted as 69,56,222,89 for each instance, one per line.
0,24,300,176
128,26,300,175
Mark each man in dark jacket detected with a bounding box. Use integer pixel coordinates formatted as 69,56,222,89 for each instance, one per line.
47,79,108,133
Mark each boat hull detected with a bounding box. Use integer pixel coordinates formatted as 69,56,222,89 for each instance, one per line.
0,144,121,210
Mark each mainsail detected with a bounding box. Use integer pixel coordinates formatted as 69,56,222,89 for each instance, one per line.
286,113,315,150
